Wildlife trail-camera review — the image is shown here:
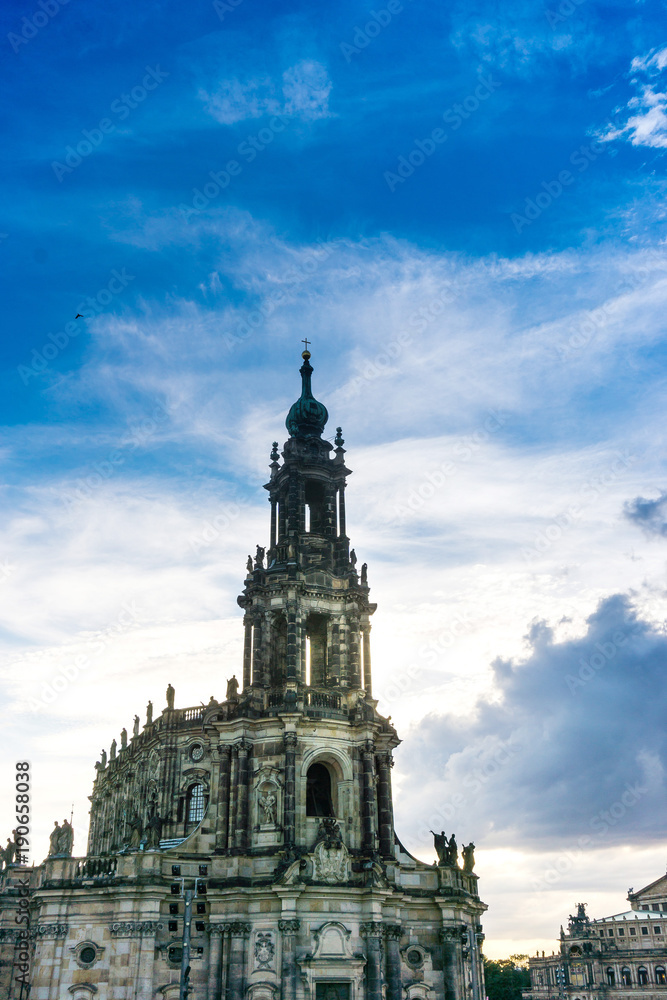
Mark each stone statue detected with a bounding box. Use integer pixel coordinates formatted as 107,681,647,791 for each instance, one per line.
208,694,218,708
226,675,239,701
350,548,357,567
146,804,162,849
361,562,368,584
110,739,117,760
246,555,253,574
146,700,153,725
431,829,447,865
120,728,127,750
462,842,476,872
48,821,61,856
259,790,277,825
58,819,73,856
128,811,143,849
255,545,265,569
3,837,16,867
100,748,107,769
447,833,459,868
133,715,140,738
166,683,175,710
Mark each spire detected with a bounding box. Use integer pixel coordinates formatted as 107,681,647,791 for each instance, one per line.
285,348,329,439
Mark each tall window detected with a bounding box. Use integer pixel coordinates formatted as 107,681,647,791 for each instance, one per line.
606,969,615,986
622,968,632,987
638,968,648,986
187,783,205,824
305,480,326,534
306,762,334,817
655,967,666,985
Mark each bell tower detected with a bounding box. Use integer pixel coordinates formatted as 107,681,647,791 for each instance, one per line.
238,347,376,704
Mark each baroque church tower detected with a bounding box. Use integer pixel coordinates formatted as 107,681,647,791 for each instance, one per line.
0,352,487,1000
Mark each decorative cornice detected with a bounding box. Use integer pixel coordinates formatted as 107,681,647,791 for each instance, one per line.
228,921,252,937
208,923,228,936
360,922,384,938
383,924,402,940
279,919,301,935
235,739,253,756
110,921,162,937
31,923,68,939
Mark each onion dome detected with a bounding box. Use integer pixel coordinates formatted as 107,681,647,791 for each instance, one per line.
285,350,329,438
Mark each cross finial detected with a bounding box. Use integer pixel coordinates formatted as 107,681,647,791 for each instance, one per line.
302,338,310,351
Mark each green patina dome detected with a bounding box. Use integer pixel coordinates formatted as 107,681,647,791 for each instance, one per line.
285,350,329,438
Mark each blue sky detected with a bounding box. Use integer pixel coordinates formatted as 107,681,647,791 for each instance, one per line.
2,0,667,956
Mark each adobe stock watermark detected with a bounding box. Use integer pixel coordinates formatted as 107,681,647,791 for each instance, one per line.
545,0,587,30
564,625,641,695
213,0,244,21
340,0,410,62
179,116,289,222
416,737,523,841
521,451,636,562
17,268,135,385
511,139,616,233
27,603,141,711
392,410,508,522
8,0,71,54
532,780,649,891
189,503,242,553
51,66,169,181
383,74,502,192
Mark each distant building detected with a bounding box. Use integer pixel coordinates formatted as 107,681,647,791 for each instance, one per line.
526,874,667,1000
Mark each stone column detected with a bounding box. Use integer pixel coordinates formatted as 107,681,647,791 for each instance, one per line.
338,485,347,536
361,741,377,852
376,752,394,859
227,922,251,1000
270,499,277,549
286,601,298,682
361,922,384,1000
283,732,297,849
252,616,264,687
362,627,372,694
440,926,461,1000
207,925,225,1000
349,617,361,688
279,919,301,1000
215,745,232,853
234,740,252,851
243,618,253,690
329,620,341,684
384,925,402,1000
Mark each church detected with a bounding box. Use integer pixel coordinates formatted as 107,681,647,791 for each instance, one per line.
0,351,487,1000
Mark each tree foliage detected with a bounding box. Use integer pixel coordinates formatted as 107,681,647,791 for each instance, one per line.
484,955,531,1000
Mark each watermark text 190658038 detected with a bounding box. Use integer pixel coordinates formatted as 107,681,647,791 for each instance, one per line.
14,762,31,866
13,762,32,997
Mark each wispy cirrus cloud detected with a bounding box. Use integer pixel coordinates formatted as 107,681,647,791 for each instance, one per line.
598,46,667,149
199,59,333,125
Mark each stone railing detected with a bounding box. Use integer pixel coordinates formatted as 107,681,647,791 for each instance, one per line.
74,856,118,879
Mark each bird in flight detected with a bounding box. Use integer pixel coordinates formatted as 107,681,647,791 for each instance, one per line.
75,313,83,319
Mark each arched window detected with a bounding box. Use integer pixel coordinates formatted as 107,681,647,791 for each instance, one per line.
655,967,666,985
638,968,648,986
622,968,632,987
187,783,205,824
305,480,326,534
607,969,615,986
306,762,334,817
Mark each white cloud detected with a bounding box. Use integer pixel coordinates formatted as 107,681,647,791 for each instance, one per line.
599,46,667,149
200,60,332,125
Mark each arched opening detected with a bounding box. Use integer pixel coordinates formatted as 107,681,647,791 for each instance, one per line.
305,480,326,534
638,968,648,986
306,613,328,686
186,783,206,829
622,968,632,987
606,969,615,986
656,967,666,985
306,762,334,817
270,612,287,686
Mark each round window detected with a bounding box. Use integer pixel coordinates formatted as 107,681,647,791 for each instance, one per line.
407,949,423,966
79,945,96,965
190,744,204,762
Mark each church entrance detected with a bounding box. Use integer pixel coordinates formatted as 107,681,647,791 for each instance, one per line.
315,983,351,1000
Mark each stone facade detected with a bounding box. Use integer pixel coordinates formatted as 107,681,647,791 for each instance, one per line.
0,351,487,1000
526,876,667,1000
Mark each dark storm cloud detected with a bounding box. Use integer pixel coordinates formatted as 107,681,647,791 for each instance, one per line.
624,493,667,538
395,595,667,852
